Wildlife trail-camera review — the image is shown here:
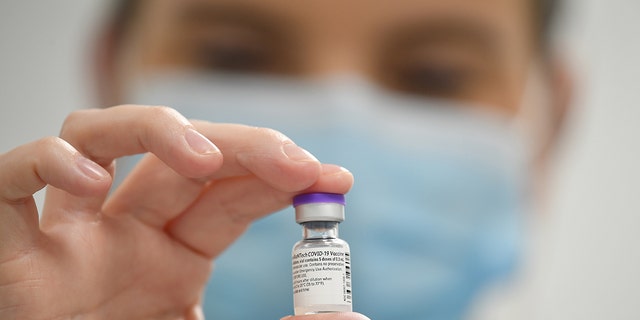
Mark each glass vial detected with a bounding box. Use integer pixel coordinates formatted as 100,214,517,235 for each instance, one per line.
292,193,352,315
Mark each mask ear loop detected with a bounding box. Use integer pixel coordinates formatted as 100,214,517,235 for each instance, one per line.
511,63,556,164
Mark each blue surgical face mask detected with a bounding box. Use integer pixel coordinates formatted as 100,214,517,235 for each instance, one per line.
123,73,532,320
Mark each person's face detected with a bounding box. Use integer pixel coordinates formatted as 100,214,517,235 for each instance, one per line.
114,0,538,117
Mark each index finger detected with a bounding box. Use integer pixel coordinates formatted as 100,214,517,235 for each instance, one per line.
59,105,223,179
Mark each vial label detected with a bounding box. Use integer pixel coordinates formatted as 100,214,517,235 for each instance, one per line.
292,247,352,314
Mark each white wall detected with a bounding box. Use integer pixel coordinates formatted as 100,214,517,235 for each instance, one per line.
0,1,107,150
473,1,640,319
0,1,638,319
533,0,640,318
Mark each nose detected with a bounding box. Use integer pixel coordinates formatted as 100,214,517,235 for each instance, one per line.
299,36,374,80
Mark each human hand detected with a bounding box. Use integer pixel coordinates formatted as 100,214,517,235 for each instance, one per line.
0,105,353,319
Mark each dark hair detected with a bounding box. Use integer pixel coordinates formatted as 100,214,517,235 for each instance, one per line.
109,0,142,46
535,0,562,50
109,0,562,50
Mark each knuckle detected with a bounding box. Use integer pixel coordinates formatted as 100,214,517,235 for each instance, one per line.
141,105,185,139
189,119,210,128
0,138,48,168
250,126,289,142
33,136,68,153
60,109,92,136
147,105,182,122
143,106,188,134
30,137,75,163
0,136,72,203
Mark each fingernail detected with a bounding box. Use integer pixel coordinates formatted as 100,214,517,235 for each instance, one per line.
283,142,318,162
323,164,351,175
185,128,220,155
76,156,109,180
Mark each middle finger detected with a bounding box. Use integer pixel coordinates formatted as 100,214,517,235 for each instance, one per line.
103,121,322,228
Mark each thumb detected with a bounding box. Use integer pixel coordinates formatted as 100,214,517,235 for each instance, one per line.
281,312,370,320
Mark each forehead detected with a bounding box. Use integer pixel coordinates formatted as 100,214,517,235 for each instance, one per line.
122,0,538,113
138,0,533,41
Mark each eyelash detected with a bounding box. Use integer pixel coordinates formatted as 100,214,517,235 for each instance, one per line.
390,64,470,97
196,41,272,73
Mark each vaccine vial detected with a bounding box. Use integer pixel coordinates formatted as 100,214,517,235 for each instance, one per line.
291,193,352,315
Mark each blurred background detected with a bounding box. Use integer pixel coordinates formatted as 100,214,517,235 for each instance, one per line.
0,1,638,319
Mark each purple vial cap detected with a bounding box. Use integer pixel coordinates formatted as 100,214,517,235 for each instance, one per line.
293,192,346,207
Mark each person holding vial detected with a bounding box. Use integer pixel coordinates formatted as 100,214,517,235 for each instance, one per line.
0,0,571,319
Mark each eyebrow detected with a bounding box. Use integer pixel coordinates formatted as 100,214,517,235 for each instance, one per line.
382,18,503,59
176,2,292,42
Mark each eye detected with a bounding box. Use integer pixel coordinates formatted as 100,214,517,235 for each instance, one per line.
377,42,484,100
196,36,273,73
389,63,471,98
187,22,290,75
